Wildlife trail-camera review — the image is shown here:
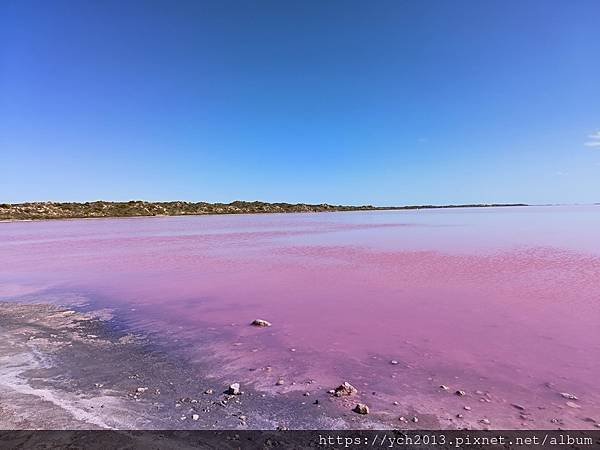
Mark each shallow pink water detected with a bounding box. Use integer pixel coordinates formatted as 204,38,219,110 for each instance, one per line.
1,206,599,427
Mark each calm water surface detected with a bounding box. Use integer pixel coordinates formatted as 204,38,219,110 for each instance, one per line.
1,206,599,426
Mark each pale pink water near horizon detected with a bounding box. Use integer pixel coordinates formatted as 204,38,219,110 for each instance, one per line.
1,205,599,428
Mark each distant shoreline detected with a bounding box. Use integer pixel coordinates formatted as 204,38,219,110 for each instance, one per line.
0,201,528,222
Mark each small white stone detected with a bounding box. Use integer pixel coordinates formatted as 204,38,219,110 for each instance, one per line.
227,383,241,395
560,392,578,400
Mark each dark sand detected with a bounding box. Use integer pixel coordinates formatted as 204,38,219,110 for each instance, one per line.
0,301,426,431
2,299,597,433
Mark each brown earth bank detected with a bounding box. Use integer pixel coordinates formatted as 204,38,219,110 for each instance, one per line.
0,201,527,221
0,301,435,431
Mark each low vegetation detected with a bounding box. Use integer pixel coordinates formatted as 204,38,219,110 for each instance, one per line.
0,201,527,221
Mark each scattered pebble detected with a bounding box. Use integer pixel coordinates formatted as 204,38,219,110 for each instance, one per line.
136,387,148,394
390,360,399,365
455,390,466,396
511,403,526,411
251,319,272,327
480,418,491,425
353,403,370,415
412,416,419,423
439,385,449,391
204,389,214,395
333,382,358,397
227,383,241,395
560,392,578,400
566,401,581,409
464,406,472,411
192,414,199,421
276,379,284,386
456,414,464,419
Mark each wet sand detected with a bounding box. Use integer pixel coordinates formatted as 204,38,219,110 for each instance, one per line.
2,300,598,431
0,301,417,430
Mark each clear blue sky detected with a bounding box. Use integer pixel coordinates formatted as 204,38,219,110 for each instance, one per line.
1,0,599,205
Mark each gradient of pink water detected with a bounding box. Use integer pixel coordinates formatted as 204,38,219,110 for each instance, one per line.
1,206,599,427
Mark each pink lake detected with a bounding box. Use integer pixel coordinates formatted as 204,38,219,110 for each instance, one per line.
1,206,599,428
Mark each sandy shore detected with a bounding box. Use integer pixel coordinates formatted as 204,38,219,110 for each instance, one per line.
0,301,407,431
2,300,597,433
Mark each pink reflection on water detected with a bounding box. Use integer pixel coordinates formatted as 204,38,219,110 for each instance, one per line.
1,206,599,428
